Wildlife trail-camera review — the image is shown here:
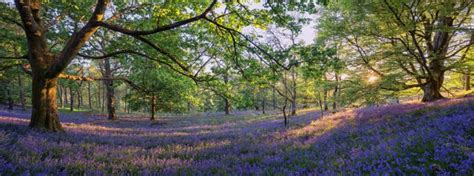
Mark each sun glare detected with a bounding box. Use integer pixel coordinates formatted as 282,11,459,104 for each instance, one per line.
367,75,379,84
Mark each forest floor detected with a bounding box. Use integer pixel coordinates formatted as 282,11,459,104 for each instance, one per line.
0,97,473,175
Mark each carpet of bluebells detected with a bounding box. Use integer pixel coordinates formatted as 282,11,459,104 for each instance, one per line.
0,97,473,175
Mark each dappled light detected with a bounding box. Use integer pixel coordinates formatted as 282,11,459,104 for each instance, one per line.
0,0,472,175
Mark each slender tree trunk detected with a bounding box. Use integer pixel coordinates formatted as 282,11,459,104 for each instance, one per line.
187,101,191,113
98,84,102,111
88,82,92,109
333,72,339,111
464,72,471,91
104,58,116,120
29,76,63,131
6,85,14,110
272,87,277,109
76,89,81,109
323,90,328,111
290,69,297,115
261,95,266,114
69,87,74,112
58,85,63,108
150,95,156,120
18,74,26,110
318,94,324,118
282,99,288,126
63,85,68,105
102,85,105,113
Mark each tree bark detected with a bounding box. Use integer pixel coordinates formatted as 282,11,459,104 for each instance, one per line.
272,87,277,109
150,95,156,120
88,81,92,109
224,97,231,115
333,73,339,111
6,85,14,110
104,58,116,120
290,69,297,116
464,72,471,91
63,85,68,105
29,76,63,131
58,85,63,108
69,86,74,112
15,0,109,131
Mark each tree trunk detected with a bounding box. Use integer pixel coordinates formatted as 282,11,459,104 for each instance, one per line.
98,84,102,111
106,82,116,120
150,95,156,120
6,85,14,110
224,97,230,115
58,85,63,108
29,76,63,131
69,87,74,112
421,16,453,102
464,72,471,91
272,87,277,109
323,90,328,111
104,58,116,120
333,72,339,111
261,95,266,114
63,85,68,105
76,89,81,109
18,74,26,110
422,60,445,102
88,81,92,109
421,79,444,102
15,0,109,132
290,69,297,116
282,99,288,126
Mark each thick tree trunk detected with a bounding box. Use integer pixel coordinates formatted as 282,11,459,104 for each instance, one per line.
421,16,452,102
150,96,156,120
422,60,445,102
18,74,26,110
29,76,63,131
421,79,444,102
15,0,109,132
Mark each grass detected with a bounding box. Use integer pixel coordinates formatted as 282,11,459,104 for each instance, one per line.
0,97,473,174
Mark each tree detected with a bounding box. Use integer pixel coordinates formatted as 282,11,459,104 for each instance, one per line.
319,1,473,102
0,0,224,131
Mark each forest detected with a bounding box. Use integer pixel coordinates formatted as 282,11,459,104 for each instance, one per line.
0,0,473,175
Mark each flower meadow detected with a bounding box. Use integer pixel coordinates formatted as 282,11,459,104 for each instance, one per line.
0,97,473,175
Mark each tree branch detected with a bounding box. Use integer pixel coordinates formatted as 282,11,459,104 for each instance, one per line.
96,0,217,36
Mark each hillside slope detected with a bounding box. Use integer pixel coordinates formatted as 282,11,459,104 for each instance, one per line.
0,97,473,175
